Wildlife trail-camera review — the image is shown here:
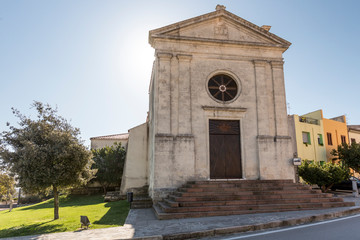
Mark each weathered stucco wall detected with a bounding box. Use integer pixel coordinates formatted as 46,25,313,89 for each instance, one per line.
91,139,128,149
120,123,148,194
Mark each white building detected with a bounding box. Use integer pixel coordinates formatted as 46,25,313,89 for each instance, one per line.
121,5,295,201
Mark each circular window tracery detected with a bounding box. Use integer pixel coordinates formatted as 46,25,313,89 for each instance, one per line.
208,74,238,102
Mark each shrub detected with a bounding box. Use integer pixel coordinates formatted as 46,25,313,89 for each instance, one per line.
298,160,349,192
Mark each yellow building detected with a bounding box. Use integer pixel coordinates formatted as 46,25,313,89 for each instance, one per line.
322,113,348,161
288,110,327,163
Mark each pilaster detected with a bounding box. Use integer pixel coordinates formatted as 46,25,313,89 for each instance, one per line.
177,54,192,135
271,60,288,136
254,60,270,136
156,52,173,134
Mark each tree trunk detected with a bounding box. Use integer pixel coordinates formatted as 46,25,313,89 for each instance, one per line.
53,185,59,220
7,189,12,211
18,188,21,205
9,198,13,212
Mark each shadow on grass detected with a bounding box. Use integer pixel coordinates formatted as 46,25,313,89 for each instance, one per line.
0,220,66,238
18,195,105,211
93,201,130,226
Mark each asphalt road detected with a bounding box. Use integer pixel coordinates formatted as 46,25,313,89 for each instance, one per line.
205,214,360,240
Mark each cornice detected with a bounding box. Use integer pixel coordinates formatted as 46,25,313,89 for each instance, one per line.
149,8,291,49
157,52,173,60
253,60,268,67
151,35,289,50
176,54,192,61
271,60,284,69
202,106,247,112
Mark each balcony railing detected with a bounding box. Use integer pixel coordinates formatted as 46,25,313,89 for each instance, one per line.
299,116,319,125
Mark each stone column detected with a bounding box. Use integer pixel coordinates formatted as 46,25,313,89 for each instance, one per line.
177,54,192,135
156,52,173,134
271,60,288,136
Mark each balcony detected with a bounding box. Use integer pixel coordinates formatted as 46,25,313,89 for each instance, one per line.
299,116,319,125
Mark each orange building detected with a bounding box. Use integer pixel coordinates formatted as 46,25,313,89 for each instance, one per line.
322,112,348,161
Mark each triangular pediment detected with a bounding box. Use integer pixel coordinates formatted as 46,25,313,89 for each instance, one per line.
149,6,291,49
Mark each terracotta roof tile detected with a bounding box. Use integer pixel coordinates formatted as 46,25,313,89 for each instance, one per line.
90,133,129,140
348,125,360,132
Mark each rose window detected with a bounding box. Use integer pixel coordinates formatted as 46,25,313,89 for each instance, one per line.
208,74,238,102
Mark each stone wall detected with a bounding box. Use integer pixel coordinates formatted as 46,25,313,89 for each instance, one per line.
120,123,148,194
146,6,295,200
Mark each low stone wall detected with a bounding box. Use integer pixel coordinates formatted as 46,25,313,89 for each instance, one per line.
71,187,104,195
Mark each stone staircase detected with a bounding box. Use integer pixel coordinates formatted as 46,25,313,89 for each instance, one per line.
153,180,355,220
129,185,153,209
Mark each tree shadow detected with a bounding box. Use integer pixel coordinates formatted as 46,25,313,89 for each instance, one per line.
18,195,104,211
93,201,130,226
0,220,66,238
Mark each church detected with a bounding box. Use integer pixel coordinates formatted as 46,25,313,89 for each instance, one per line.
120,5,295,201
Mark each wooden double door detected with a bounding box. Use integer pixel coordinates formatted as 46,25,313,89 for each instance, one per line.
209,120,242,179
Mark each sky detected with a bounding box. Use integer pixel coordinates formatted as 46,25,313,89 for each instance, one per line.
0,0,359,147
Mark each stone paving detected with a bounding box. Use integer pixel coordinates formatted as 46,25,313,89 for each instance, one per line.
3,193,360,240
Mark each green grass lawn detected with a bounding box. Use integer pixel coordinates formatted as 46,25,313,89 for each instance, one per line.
0,195,130,238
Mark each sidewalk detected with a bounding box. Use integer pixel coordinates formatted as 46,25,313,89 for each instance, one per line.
4,194,360,240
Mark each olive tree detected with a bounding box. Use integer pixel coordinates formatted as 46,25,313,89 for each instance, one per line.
0,101,96,219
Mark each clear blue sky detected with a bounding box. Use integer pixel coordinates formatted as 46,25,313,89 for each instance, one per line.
1,0,359,147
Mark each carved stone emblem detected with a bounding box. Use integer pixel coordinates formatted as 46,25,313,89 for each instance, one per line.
218,122,232,133
214,23,228,39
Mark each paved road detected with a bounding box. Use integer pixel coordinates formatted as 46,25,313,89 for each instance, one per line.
205,214,360,240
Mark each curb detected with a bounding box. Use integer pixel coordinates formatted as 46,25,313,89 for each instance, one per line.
132,207,360,240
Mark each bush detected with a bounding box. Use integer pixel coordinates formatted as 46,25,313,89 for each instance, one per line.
19,195,42,204
19,191,53,204
298,161,349,192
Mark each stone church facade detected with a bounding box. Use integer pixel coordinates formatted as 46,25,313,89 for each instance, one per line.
121,5,295,201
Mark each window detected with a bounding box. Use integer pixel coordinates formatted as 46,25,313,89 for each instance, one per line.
327,132,333,145
208,74,238,102
317,134,323,145
341,135,346,145
302,132,311,145
351,138,356,144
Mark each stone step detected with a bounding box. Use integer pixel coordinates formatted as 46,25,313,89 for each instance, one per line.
169,192,332,202
128,185,152,209
153,203,354,220
153,180,354,219
174,189,322,197
171,197,344,208
131,196,153,209
163,199,180,207
131,201,153,209
158,201,354,213
179,185,312,192
187,179,294,185
183,182,304,188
